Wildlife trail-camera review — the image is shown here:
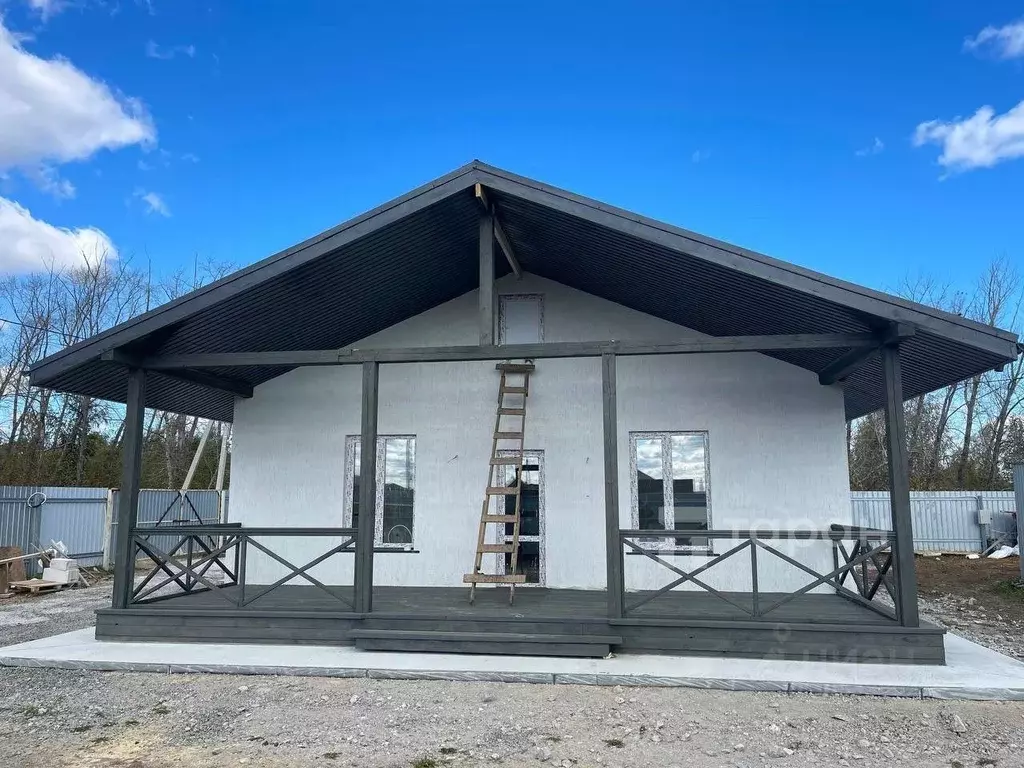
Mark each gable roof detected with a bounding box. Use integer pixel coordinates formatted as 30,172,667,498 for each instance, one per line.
28,160,1020,422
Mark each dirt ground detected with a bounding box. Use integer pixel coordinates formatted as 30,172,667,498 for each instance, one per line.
2,668,1024,768
915,556,1024,659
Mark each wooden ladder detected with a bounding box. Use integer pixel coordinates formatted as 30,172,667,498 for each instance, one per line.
464,361,536,605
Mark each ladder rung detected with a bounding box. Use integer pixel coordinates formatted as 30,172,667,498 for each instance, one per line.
463,573,528,584
486,486,520,495
498,408,525,415
494,431,524,440
490,456,522,465
479,544,514,553
496,363,535,373
501,386,528,395
481,515,519,523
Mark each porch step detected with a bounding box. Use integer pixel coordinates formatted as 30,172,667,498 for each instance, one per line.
350,629,619,657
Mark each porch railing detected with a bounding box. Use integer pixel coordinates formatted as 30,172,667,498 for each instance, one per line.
617,524,900,623
128,525,362,610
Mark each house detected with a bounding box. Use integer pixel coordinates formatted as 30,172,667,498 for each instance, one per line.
28,161,1020,664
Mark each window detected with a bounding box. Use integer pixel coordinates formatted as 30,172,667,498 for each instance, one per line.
344,435,415,547
498,294,543,345
629,432,711,551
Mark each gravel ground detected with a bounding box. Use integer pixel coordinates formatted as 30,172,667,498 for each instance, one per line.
915,556,1024,660
1,668,1022,768
0,574,113,647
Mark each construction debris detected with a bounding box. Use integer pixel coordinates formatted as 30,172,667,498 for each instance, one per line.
988,544,1020,559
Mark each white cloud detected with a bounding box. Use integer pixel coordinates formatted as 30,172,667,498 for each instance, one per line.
26,0,68,20
181,152,199,163
0,196,115,274
691,149,710,163
913,101,1024,173
134,188,170,216
146,40,196,60
964,19,1024,60
0,21,155,178
22,164,75,199
855,137,884,157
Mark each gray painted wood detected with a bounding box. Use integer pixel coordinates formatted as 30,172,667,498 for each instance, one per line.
95,585,944,664
354,362,379,613
602,353,623,618
881,343,920,626
111,368,146,610
479,212,495,345
138,334,881,370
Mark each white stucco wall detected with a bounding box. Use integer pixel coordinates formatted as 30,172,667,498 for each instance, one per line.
229,273,852,592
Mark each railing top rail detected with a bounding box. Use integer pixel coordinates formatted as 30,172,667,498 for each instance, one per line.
130,525,357,537
619,526,894,541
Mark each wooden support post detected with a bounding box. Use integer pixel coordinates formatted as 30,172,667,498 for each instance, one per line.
880,343,919,627
1014,465,1024,583
602,353,624,618
479,212,495,345
354,361,379,613
111,367,146,609
101,487,115,570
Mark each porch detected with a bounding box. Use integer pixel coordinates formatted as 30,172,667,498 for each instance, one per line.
93,523,946,663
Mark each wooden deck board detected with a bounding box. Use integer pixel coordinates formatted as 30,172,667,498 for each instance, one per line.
129,585,898,626
98,585,945,663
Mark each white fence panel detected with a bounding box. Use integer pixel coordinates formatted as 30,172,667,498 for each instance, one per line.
851,491,1017,553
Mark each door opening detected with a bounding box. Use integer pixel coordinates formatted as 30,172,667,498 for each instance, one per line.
496,451,544,585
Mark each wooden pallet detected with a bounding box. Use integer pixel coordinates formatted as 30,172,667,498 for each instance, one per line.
10,579,64,594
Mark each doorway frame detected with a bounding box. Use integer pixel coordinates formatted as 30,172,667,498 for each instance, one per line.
493,448,545,587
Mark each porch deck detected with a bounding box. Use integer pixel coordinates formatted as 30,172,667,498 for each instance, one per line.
95,585,946,664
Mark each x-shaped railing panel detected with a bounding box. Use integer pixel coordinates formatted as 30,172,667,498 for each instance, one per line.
620,529,900,623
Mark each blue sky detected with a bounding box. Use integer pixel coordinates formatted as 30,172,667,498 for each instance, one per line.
1,0,1022,299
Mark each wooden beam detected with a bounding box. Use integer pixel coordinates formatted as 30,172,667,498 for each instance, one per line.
602,353,624,619
479,210,495,345
138,333,880,370
102,349,253,398
819,347,880,385
880,343,919,627
353,361,379,613
111,367,146,609
475,183,522,278
819,324,916,386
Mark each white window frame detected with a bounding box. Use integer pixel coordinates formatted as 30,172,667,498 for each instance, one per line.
628,431,712,553
343,434,416,549
497,293,545,345
494,449,545,586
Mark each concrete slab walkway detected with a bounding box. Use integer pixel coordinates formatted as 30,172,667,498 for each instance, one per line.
3,628,1024,701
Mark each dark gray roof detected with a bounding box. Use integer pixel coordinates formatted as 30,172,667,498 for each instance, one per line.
28,161,1020,422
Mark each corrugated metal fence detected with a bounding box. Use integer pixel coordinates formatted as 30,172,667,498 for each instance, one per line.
0,486,225,575
851,491,1017,553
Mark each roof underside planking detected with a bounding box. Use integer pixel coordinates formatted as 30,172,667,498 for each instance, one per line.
27,161,1020,423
